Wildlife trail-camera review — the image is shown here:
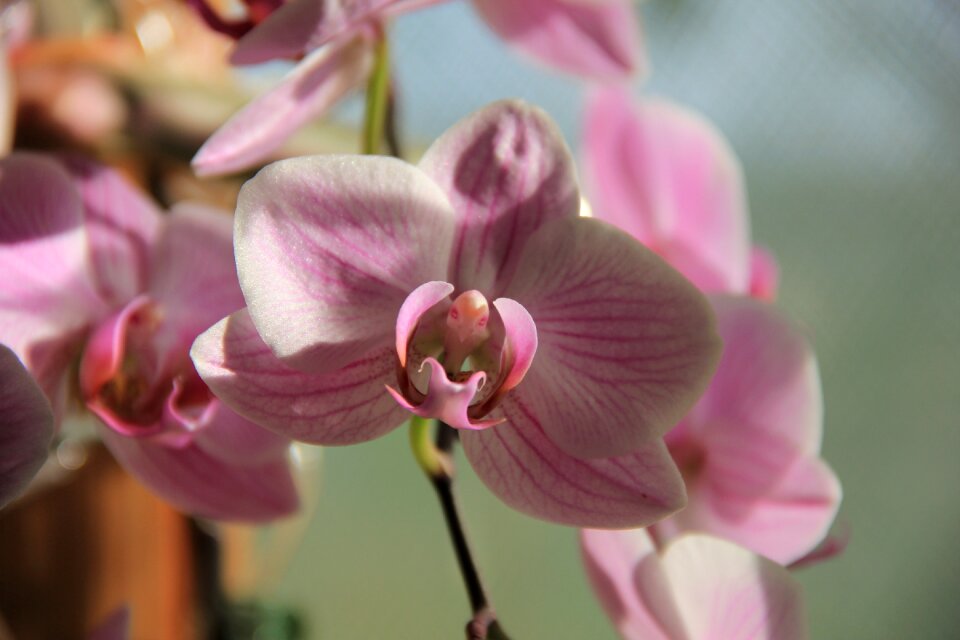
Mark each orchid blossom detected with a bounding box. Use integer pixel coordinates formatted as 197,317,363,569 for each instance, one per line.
0,344,54,509
581,529,809,640
0,153,298,521
191,0,644,176
650,297,841,565
582,86,778,298
193,100,721,528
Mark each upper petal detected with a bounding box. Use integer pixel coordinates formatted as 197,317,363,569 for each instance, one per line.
235,155,456,372
0,345,54,508
583,89,750,294
419,100,580,296
651,534,809,640
461,395,686,528
58,154,162,305
148,203,246,350
472,0,644,81
0,154,105,358
192,309,409,445
503,216,721,459
192,35,374,177
100,423,298,522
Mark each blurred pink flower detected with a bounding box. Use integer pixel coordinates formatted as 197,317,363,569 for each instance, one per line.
581,529,809,640
0,343,54,509
582,86,776,298
651,297,841,565
193,100,721,527
191,0,644,176
0,153,297,521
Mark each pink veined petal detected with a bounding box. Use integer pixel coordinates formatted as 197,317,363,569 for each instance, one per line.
193,35,374,178
697,296,823,456
58,154,162,305
460,395,686,528
192,401,292,465
386,357,503,430
503,216,721,459
88,606,130,640
673,456,842,566
580,529,673,640
99,423,298,522
419,100,580,297
649,534,809,640
234,155,455,373
749,246,780,301
0,345,54,509
192,309,409,445
490,297,537,393
148,203,246,351
0,153,105,359
583,88,750,294
471,0,644,81
395,280,454,368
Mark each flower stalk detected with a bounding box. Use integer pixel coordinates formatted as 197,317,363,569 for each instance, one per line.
361,31,391,155
408,418,510,639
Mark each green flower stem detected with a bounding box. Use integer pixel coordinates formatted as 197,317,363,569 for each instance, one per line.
407,419,511,639
361,32,391,155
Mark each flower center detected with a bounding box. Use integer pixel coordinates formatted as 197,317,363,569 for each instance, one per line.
442,290,491,375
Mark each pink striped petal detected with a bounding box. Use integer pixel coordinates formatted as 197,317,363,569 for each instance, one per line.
148,204,245,350
234,155,455,373
0,345,54,508
461,396,686,528
583,89,750,294
749,246,780,301
192,309,409,444
193,35,374,177
649,535,809,639
695,297,823,456
100,423,298,522
503,216,721,459
0,154,105,359
419,100,580,296
59,155,161,306
472,0,643,81
580,529,674,640
193,403,292,465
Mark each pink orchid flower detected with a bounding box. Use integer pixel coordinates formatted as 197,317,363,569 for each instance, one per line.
581,529,809,640
192,100,721,528
582,86,778,299
191,0,643,176
0,153,298,521
649,296,841,565
0,344,54,509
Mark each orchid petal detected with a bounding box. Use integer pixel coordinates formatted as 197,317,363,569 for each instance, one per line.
0,154,104,359
472,0,643,81
100,423,298,522
490,297,537,394
148,204,246,349
0,345,54,509
650,534,809,639
395,281,454,367
504,216,721,459
580,529,675,640
193,403,292,465
234,155,455,372
192,309,408,444
193,35,374,177
419,100,580,296
461,396,686,527
58,155,161,305
749,246,780,301
583,89,750,294
386,357,502,430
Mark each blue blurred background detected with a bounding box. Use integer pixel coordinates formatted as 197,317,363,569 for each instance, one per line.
261,1,960,637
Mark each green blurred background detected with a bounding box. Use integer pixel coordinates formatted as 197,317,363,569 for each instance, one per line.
254,1,960,637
